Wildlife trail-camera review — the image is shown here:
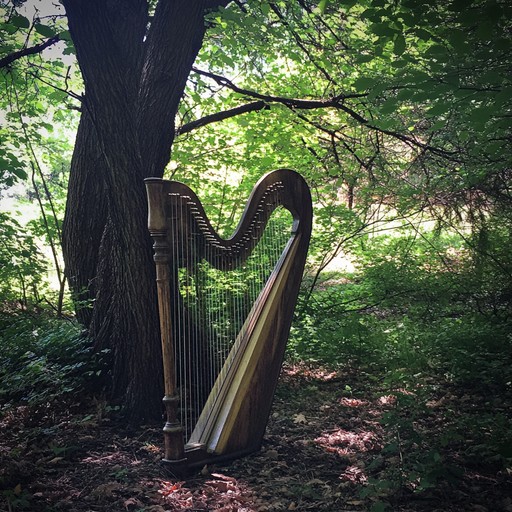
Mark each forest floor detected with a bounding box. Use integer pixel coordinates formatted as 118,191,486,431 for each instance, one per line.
1,362,511,512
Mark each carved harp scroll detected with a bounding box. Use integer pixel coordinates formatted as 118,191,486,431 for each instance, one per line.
145,169,312,470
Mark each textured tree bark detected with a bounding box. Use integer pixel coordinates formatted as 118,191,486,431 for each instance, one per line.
62,111,108,327
61,0,227,420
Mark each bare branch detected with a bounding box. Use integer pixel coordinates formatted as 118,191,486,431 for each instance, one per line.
177,100,267,135
0,35,60,70
191,67,366,107
191,67,460,159
27,70,82,101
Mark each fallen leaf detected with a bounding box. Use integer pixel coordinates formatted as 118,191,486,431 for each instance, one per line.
211,473,237,483
47,457,64,465
293,413,307,424
207,480,237,492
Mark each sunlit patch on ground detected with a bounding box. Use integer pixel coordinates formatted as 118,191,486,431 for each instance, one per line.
339,464,368,484
281,362,340,382
339,397,369,407
315,428,382,456
159,473,255,511
377,394,397,406
142,443,160,454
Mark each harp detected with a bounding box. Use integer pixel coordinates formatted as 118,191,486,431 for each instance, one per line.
145,169,312,470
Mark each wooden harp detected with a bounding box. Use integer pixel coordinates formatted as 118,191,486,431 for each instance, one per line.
145,169,312,470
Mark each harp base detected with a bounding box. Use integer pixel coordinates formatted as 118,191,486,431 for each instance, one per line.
162,442,262,474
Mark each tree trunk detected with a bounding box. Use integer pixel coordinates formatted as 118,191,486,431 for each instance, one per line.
61,0,225,420
62,111,108,326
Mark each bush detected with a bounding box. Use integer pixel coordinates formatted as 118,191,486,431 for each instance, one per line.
290,229,512,386
0,313,106,410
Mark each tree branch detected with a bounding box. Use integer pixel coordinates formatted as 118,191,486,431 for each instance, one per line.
191,67,459,159
177,100,267,135
192,67,366,108
0,35,60,70
27,70,82,101
268,2,337,85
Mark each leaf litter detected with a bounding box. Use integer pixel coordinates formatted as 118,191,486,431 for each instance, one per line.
0,362,511,511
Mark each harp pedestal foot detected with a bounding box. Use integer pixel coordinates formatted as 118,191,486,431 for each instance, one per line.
162,395,185,461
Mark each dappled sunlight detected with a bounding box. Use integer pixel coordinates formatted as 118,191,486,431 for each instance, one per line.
377,394,397,406
141,443,160,455
159,473,256,511
282,362,340,382
315,428,382,457
339,397,369,408
339,464,368,484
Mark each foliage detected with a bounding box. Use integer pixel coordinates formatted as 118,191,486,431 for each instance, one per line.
0,313,106,410
288,221,512,498
291,224,512,380
0,211,48,306
1,1,77,312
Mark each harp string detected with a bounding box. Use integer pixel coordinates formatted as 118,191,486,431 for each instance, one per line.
171,191,292,441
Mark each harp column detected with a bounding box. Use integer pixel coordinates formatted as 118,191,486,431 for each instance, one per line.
146,178,185,462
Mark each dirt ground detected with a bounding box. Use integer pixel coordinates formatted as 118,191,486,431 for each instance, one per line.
1,363,511,511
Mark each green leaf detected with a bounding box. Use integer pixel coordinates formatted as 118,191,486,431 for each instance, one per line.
35,23,57,38
476,22,493,40
370,500,388,512
360,8,377,20
11,167,28,180
391,59,408,68
10,14,30,29
2,23,18,34
494,87,512,106
396,88,415,100
59,30,72,41
425,44,448,59
427,102,450,116
379,97,399,114
393,34,406,55
260,2,270,16
370,23,396,37
447,29,467,52
414,28,432,40
318,0,329,14
367,82,387,101
354,77,377,91
0,157,9,171
430,119,445,130
355,54,374,64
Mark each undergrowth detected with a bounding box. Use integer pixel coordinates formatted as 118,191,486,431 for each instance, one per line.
289,231,512,504
0,312,106,412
